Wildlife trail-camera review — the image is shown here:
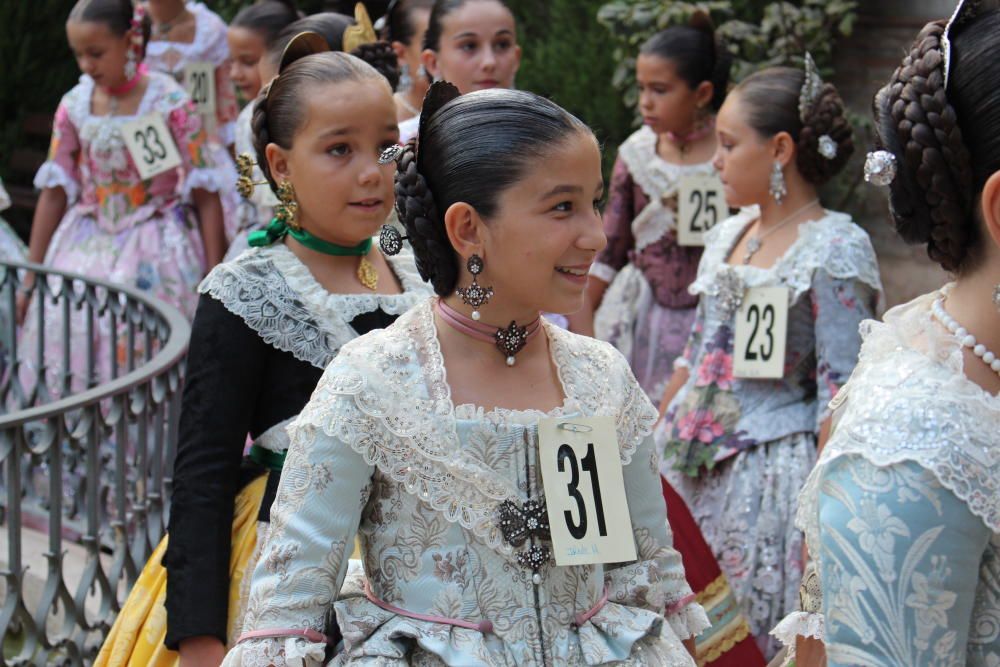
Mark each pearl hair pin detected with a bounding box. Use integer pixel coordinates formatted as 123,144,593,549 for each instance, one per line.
932,296,1000,378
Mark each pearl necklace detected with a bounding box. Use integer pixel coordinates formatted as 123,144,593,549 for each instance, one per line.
931,296,1000,377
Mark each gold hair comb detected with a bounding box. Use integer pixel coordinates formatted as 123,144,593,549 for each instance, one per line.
343,3,378,52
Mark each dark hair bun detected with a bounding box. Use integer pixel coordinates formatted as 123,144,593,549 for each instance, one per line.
873,20,974,272
393,141,458,294
350,41,401,91
797,83,853,185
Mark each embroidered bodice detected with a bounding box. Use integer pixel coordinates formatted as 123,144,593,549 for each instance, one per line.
222,299,709,666
660,208,883,476
775,289,1000,666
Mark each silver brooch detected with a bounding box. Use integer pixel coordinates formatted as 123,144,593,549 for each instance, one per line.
818,135,837,160
378,144,405,165
864,150,898,187
712,267,746,318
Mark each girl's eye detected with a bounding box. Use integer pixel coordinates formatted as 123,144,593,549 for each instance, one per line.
495,40,512,51
460,42,477,53
593,197,605,211
553,201,573,213
328,144,351,157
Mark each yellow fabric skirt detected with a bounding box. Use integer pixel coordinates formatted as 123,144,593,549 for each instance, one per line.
95,475,267,667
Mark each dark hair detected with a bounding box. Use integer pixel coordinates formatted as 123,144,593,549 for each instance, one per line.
873,11,1000,274
252,51,390,190
394,86,591,295
384,0,434,44
270,13,400,89
734,65,853,186
232,0,301,46
640,18,731,111
69,0,151,54
423,0,513,52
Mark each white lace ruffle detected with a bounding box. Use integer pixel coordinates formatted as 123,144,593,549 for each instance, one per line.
689,208,884,303
199,243,429,369
797,286,1000,561
182,166,227,196
218,119,235,146
221,636,325,667
590,261,618,284
666,601,712,641
287,298,660,552
0,179,10,212
145,2,231,69
771,610,825,645
33,162,80,204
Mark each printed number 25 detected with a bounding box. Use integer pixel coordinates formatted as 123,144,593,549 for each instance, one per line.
557,443,608,539
688,189,719,232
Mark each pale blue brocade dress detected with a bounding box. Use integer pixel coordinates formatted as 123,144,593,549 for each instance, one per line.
222,299,710,666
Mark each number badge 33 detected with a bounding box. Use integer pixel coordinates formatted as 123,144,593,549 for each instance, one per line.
121,113,183,180
538,417,637,566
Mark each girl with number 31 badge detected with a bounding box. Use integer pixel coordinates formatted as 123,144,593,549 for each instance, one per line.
654,57,883,659
222,82,709,666
19,0,226,391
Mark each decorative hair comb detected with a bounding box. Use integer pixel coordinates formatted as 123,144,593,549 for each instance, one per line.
378,224,409,255
798,52,823,123
942,0,999,89
343,3,378,52
235,153,268,199
266,31,331,103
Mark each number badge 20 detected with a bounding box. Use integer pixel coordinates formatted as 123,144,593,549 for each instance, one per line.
733,286,790,379
678,174,726,247
538,417,637,566
183,62,217,118
121,113,183,180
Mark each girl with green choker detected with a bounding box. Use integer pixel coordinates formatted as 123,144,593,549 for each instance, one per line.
96,35,429,667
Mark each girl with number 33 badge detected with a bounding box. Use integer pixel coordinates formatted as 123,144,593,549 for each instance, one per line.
19,0,226,390
654,57,883,659
222,82,710,666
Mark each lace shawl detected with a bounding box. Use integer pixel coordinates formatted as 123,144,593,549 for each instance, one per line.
797,287,1000,552
199,244,429,369
688,207,884,302
288,298,660,552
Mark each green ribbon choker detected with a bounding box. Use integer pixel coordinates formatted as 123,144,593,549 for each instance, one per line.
248,217,373,257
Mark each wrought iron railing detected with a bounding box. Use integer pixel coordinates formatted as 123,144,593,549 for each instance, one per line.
0,260,190,665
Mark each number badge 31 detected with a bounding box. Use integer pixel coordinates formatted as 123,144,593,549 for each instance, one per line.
538,417,637,566
121,113,183,180
733,286,790,379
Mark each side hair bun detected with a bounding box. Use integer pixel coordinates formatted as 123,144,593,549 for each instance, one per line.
350,41,401,90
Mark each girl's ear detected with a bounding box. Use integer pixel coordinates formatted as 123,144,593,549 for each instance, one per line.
265,143,291,182
443,201,487,267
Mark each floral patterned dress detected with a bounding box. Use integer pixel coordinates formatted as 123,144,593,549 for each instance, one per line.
592,126,710,400
23,71,222,390
221,299,710,666
772,287,1000,666
145,1,242,242
656,208,882,659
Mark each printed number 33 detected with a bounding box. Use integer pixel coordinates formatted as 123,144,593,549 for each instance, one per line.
133,126,168,165
557,443,607,539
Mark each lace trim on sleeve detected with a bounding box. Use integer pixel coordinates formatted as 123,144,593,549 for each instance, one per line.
217,119,235,146
182,166,227,196
666,599,712,640
33,162,80,204
221,636,326,667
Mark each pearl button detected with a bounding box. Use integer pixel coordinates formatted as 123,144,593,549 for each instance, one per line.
532,573,542,585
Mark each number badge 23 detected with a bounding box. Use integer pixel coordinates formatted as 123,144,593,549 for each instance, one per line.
538,417,637,566
732,286,790,379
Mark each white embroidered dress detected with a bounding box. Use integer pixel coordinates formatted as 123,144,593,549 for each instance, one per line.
223,299,710,666
772,288,1000,666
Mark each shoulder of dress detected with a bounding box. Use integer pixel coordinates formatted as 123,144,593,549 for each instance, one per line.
617,126,656,171
148,72,191,111
791,212,882,291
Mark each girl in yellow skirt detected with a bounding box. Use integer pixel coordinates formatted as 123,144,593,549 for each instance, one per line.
95,26,430,666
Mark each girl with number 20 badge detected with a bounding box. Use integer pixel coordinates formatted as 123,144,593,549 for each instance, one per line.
655,57,883,659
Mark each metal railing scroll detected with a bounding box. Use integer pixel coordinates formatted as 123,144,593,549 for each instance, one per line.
0,260,190,665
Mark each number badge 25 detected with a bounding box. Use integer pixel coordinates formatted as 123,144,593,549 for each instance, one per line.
733,286,790,379
678,174,726,247
121,113,183,180
538,417,637,566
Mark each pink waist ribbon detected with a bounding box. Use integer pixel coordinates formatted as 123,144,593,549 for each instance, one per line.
237,627,335,645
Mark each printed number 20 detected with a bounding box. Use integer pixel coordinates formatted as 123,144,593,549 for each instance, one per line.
557,443,607,539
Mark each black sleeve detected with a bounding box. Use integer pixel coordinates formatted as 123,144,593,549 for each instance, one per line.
163,295,267,649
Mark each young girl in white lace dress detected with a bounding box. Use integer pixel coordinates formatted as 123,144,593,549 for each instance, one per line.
656,61,882,659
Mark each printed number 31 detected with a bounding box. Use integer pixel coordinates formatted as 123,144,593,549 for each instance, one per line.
557,443,607,539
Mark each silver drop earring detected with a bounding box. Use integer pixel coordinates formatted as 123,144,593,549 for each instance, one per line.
993,284,1000,312
398,62,412,93
769,161,787,205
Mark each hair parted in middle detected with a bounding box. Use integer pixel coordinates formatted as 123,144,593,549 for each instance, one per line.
639,12,732,111
391,82,591,296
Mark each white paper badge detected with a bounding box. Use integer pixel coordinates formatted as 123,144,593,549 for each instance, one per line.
733,286,790,379
538,416,637,566
121,113,183,180
677,173,726,247
183,62,217,118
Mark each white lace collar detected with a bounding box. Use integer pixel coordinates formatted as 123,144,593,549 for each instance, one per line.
199,243,430,369
689,207,883,301
289,298,658,552
797,287,1000,547
617,126,716,201
66,72,178,127
145,2,229,67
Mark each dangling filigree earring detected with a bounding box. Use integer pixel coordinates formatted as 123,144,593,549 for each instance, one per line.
276,180,300,231
993,284,1000,312
398,62,412,93
456,254,493,320
769,161,787,205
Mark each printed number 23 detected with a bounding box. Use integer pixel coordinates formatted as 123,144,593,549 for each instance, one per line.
688,189,719,232
557,443,607,539
134,126,168,165
745,303,775,361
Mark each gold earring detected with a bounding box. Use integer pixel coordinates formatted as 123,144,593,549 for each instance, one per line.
275,180,300,230
235,153,268,199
